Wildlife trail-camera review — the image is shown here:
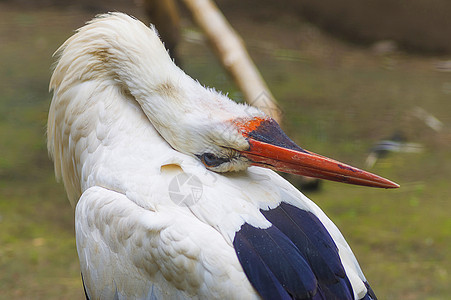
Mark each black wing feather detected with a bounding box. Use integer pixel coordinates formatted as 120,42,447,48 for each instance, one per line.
262,203,354,299
81,273,90,300
234,223,318,299
234,202,377,300
234,228,293,300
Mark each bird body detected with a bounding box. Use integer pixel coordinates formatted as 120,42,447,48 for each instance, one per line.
48,13,397,299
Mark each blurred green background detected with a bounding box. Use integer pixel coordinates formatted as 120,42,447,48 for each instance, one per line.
0,1,450,299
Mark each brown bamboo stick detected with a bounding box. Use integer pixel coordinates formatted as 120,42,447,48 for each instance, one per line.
180,0,282,123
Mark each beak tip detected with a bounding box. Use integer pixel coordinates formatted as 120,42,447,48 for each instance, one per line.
372,174,400,189
386,181,400,189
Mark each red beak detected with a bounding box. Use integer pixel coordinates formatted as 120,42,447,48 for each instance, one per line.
235,118,399,189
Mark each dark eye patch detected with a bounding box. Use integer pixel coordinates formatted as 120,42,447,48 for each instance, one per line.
198,153,230,167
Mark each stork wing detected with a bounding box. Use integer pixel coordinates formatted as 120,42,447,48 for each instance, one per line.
229,168,377,300
75,168,376,300
177,166,377,300
234,202,377,300
75,186,258,300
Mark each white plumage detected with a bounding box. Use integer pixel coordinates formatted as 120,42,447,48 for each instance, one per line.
48,13,396,299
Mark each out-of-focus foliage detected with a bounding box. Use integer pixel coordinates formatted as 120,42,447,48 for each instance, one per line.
217,0,451,54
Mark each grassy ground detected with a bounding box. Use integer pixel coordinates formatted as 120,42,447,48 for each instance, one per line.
0,5,449,300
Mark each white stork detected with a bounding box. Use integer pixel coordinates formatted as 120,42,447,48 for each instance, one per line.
47,13,399,300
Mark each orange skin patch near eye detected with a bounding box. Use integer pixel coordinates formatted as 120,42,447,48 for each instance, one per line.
231,117,269,137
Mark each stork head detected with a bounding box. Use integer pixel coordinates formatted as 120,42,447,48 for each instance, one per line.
181,108,399,188
144,83,397,189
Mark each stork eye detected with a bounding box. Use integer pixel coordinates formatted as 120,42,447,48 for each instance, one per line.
200,153,230,167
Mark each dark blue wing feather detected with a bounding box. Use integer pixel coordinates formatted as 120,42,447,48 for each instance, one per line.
233,202,377,300
234,229,292,300
81,273,90,300
261,203,342,282
262,203,353,299
364,281,378,300
234,223,318,299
